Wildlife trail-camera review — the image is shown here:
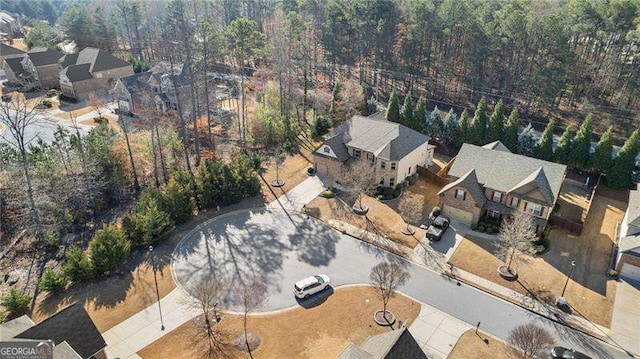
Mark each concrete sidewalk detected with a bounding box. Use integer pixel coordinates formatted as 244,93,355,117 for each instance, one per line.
409,303,472,359
266,175,325,212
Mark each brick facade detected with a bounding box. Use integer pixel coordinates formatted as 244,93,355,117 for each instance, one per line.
438,185,483,223
314,154,346,186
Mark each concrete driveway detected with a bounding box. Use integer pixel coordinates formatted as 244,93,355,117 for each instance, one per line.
609,279,640,356
172,208,629,359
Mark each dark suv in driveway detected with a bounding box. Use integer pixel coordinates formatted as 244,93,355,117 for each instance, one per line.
426,216,450,241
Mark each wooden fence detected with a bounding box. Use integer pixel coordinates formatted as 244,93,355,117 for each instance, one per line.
416,166,450,186
549,215,583,235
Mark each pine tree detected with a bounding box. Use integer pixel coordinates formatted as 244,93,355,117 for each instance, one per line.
442,109,458,147
591,126,613,174
608,129,640,189
487,99,505,143
386,89,400,123
554,126,575,165
468,97,488,145
502,108,519,152
571,114,593,169
400,89,414,127
535,120,555,161
428,106,444,139
518,124,537,156
454,109,469,149
412,96,427,132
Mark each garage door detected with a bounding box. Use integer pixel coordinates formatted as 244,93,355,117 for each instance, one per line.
620,264,640,283
442,205,473,226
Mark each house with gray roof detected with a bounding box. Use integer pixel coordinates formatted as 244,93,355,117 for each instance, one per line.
438,141,567,231
0,43,25,70
313,113,434,188
337,327,427,359
615,189,640,282
3,47,64,89
58,47,133,100
0,302,106,359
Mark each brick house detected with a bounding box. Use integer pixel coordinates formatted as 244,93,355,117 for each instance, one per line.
58,47,133,100
313,113,434,188
615,189,640,282
438,141,567,232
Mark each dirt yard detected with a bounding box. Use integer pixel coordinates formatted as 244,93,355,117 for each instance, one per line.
259,144,319,205
385,178,444,225
555,181,590,223
138,286,420,359
448,330,512,359
306,194,423,249
448,194,624,327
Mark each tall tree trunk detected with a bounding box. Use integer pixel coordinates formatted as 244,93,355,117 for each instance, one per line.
119,114,140,193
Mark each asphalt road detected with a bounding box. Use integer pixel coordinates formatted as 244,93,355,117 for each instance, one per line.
0,108,91,148
172,208,630,359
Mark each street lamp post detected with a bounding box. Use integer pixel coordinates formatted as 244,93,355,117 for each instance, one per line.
149,245,165,331
556,260,576,308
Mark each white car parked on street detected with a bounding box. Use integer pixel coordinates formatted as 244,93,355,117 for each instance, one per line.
293,274,331,299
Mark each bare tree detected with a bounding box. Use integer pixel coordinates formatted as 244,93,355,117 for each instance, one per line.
507,323,555,359
86,91,108,121
188,277,232,359
230,278,266,359
369,262,410,324
0,93,45,240
341,160,378,212
115,100,140,193
496,211,537,275
397,195,423,235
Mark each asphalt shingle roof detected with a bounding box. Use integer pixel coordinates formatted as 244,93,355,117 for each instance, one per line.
626,189,640,230
118,72,152,95
26,47,63,66
75,47,130,73
336,343,374,359
321,115,430,162
449,143,566,206
482,140,511,152
60,63,92,82
359,328,427,359
4,56,24,75
0,315,35,340
1,42,25,56
15,302,106,359
318,133,350,162
439,169,487,207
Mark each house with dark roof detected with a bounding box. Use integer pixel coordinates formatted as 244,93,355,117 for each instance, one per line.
58,47,133,99
314,113,434,188
337,327,427,359
0,43,25,68
112,61,189,116
4,47,65,89
438,141,567,232
0,302,106,359
615,189,640,282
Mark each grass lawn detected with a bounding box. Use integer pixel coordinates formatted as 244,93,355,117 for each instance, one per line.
448,330,512,359
138,286,420,359
448,194,624,327
306,194,423,249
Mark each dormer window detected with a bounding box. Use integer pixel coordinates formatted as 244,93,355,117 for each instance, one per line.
323,146,330,153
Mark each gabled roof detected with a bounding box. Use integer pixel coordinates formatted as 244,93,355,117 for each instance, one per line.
75,47,130,73
360,328,427,359
0,315,35,340
60,63,92,82
318,134,350,162
449,143,566,205
619,234,640,253
438,169,487,207
482,140,511,153
320,115,430,162
117,71,152,95
15,302,106,359
59,53,78,68
26,47,64,66
4,56,25,75
337,343,373,359
1,42,25,56
626,190,640,229
508,167,555,206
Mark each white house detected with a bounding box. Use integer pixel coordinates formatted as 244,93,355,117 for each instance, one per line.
616,189,640,282
314,113,434,188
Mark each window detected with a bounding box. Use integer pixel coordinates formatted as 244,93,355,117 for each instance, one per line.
381,161,386,169
353,149,361,158
379,178,385,185
510,197,519,208
526,202,543,216
391,162,396,170
389,177,395,186
408,166,412,175
323,146,330,153
455,189,466,201
492,191,502,202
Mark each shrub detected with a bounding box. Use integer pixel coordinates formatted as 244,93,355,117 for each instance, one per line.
471,223,479,230
89,225,131,275
377,195,384,200
395,183,404,191
0,289,30,316
478,225,486,232
38,268,68,293
408,175,418,185
134,203,175,246
311,116,332,137
307,167,315,175
63,247,94,282
320,189,335,198
46,232,61,248
160,180,195,224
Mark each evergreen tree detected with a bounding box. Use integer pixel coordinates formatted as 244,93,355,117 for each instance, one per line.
535,120,555,161
386,89,400,123
400,89,414,127
571,115,593,169
487,99,505,142
518,124,537,156
89,225,131,275
412,96,427,132
454,109,470,149
591,127,613,174
502,108,519,152
608,130,640,189
442,109,458,147
468,97,488,145
554,126,575,165
427,106,444,139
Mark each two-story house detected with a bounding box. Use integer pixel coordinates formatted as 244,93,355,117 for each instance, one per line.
615,189,640,282
58,47,133,100
438,141,567,232
0,43,25,68
313,113,434,188
10,47,64,89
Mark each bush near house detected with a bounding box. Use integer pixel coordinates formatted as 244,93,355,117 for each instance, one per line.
89,225,131,276
63,247,95,282
38,268,68,293
1,289,31,316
